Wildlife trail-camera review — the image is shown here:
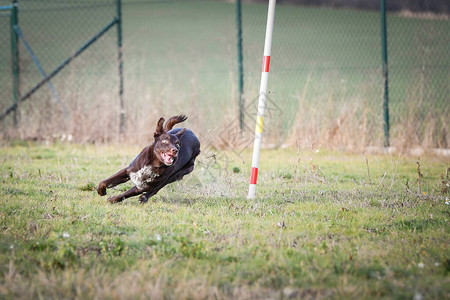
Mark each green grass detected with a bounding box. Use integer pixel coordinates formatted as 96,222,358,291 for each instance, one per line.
0,142,449,299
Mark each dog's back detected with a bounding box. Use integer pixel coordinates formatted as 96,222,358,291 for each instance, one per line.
168,127,200,173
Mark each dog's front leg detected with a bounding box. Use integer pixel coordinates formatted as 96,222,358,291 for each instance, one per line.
107,186,142,203
97,168,130,196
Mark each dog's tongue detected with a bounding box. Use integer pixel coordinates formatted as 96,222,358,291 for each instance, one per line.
162,152,174,166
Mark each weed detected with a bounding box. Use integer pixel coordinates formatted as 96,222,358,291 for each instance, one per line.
416,157,424,193
441,167,450,195
78,182,96,192
102,237,126,257
53,241,78,269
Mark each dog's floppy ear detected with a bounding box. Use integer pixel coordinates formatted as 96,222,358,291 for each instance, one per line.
154,117,165,139
175,128,186,138
164,115,187,131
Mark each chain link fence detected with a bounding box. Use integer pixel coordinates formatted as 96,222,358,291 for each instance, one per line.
388,11,449,149
0,0,448,151
0,0,121,142
241,1,449,150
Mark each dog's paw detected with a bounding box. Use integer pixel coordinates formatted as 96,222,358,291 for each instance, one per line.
139,194,149,203
107,196,121,203
97,182,107,196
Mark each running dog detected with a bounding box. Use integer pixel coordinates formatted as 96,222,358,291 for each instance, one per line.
97,115,200,203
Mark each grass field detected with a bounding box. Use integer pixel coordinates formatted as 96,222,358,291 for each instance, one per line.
0,141,449,299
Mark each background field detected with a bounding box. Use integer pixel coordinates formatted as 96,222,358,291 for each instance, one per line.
0,142,449,299
0,2,449,298
0,0,448,149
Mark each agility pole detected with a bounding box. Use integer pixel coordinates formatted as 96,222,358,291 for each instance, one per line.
247,0,276,199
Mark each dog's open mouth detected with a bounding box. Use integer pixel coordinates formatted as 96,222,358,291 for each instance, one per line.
161,152,176,166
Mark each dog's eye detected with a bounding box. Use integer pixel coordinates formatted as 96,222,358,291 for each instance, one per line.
176,143,180,147
162,140,168,144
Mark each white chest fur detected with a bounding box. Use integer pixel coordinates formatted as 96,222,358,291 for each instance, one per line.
130,165,159,190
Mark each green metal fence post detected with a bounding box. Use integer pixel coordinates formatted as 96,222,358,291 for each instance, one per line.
10,0,19,125
116,0,125,136
236,0,244,130
380,0,390,147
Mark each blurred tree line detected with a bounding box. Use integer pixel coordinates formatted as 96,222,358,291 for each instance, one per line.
241,0,450,14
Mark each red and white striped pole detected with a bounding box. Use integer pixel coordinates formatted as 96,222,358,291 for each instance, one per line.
248,0,276,199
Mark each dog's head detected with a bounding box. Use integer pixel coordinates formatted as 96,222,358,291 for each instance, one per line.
153,116,187,166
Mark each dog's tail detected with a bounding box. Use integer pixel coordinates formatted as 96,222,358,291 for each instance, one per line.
165,115,187,131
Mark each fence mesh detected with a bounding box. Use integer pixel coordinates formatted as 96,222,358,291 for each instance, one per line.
0,0,448,150
0,0,120,141
0,1,13,114
242,5,384,149
388,13,450,149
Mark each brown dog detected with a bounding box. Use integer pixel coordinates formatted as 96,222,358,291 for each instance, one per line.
97,115,200,203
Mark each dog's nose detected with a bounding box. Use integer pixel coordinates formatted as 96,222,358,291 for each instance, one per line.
171,148,178,155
